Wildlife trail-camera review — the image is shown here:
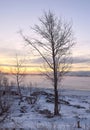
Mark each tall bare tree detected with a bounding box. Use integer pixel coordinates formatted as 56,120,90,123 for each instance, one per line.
21,11,75,115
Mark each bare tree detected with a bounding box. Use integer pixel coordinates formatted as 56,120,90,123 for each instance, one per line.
12,54,26,100
21,11,75,115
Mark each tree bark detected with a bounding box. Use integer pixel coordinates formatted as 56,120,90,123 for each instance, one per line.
54,85,59,115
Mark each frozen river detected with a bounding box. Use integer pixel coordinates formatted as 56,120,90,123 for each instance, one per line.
6,74,90,91
23,75,90,91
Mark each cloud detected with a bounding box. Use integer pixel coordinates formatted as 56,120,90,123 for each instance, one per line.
0,46,90,66
25,55,90,65
32,56,90,65
31,57,44,64
0,47,21,57
0,63,39,68
73,56,90,64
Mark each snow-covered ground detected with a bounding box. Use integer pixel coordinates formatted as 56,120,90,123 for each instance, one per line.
0,87,90,130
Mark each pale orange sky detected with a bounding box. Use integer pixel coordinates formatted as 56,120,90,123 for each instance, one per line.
0,0,90,73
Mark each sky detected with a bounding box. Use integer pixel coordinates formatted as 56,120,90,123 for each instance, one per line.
0,0,90,73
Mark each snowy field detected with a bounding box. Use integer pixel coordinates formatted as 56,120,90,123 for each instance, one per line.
0,86,90,130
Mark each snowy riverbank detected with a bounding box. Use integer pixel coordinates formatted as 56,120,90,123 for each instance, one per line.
0,87,90,130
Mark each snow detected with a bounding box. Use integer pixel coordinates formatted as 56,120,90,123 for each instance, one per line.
0,87,90,130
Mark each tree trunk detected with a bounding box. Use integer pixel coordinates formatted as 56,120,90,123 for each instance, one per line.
77,120,81,128
52,38,59,116
17,76,22,100
54,91,59,115
54,82,59,115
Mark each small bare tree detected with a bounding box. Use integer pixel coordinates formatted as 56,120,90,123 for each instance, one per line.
12,54,26,99
21,11,75,115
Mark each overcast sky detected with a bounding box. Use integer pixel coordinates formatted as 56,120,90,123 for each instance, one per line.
0,0,90,72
